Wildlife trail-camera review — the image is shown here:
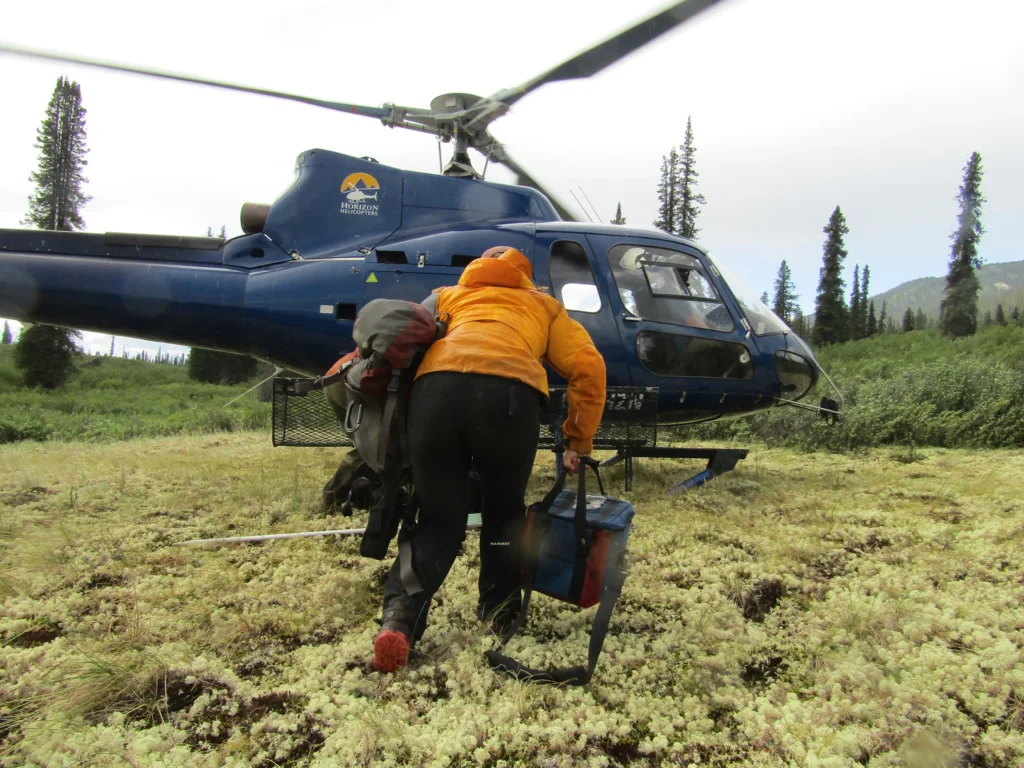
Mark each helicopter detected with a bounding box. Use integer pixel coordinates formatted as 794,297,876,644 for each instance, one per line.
0,0,832,432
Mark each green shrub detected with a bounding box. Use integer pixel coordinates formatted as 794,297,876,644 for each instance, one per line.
0,348,270,444
689,325,1024,450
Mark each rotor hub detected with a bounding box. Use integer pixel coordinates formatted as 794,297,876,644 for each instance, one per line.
429,92,485,117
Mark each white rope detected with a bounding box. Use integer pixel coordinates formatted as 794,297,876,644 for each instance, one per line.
223,366,284,408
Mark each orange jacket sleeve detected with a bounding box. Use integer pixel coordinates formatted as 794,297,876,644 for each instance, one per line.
544,308,607,454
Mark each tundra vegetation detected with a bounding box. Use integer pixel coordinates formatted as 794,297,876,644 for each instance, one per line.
3,321,1024,765
2,434,1023,766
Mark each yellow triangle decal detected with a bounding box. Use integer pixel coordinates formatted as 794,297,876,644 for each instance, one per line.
367,272,378,283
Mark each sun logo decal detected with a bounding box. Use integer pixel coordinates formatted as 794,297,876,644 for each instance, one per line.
339,172,382,216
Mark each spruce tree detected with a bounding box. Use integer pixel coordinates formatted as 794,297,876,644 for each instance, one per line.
14,324,81,388
859,266,871,339
653,148,679,235
902,308,915,333
867,300,877,336
23,77,91,231
849,265,861,341
915,307,927,330
772,260,799,321
2,322,12,345
1011,306,1021,325
940,152,985,337
982,310,993,328
791,310,807,338
675,116,706,239
813,206,850,346
995,304,1006,326
17,78,91,385
760,291,770,306
610,203,626,225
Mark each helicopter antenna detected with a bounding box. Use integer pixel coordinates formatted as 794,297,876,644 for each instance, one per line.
570,190,594,223
437,138,444,174
579,186,603,223
482,146,493,179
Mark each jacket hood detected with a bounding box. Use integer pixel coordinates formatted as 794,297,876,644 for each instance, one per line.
459,253,535,290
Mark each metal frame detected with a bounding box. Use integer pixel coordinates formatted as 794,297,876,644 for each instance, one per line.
545,386,748,493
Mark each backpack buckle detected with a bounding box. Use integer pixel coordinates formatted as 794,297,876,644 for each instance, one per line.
343,401,364,434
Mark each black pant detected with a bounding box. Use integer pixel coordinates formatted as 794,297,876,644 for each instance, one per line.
381,372,541,641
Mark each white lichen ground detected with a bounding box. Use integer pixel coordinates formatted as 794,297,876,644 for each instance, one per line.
1,434,1023,768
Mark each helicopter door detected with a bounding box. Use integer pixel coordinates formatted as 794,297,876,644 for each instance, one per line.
585,234,766,423
531,235,632,388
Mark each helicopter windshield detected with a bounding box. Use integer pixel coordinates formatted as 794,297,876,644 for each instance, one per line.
705,253,792,336
607,245,734,332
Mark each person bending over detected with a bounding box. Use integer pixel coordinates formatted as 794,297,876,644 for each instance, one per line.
373,245,607,672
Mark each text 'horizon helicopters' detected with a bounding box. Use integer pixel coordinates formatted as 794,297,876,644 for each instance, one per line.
0,0,838,430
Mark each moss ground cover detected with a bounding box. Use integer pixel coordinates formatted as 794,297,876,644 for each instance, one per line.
2,434,1023,766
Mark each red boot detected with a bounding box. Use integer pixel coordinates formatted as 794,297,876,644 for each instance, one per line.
373,621,411,672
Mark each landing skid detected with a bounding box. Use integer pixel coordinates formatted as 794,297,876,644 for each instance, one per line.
556,447,749,494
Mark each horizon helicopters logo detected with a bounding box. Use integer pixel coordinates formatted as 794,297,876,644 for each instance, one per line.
339,173,382,216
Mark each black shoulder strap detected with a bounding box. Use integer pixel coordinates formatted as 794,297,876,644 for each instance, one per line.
288,360,354,395
377,371,402,470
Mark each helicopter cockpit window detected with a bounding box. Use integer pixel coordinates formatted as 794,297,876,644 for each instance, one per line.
549,240,602,313
607,245,733,332
705,252,791,336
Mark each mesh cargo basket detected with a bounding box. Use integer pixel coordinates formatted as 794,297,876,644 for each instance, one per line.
539,387,658,449
272,378,353,448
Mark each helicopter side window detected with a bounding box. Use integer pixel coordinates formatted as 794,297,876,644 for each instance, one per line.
549,240,601,314
608,245,734,332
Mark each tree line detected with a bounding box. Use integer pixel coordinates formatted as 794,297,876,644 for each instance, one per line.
805,152,987,346
608,119,992,349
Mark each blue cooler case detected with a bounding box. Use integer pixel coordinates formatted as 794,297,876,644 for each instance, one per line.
485,458,633,685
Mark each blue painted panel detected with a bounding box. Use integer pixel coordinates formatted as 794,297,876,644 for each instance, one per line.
264,151,403,259
242,258,367,374
0,251,246,349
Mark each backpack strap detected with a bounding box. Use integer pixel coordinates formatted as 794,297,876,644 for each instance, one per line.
397,485,424,596
288,361,353,395
377,371,402,470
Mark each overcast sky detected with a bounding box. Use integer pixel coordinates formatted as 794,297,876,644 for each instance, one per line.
1,0,1022,356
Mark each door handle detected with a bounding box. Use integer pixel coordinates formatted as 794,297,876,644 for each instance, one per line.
621,314,640,323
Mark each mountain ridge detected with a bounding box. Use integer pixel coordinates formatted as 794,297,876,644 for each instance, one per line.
867,259,1024,321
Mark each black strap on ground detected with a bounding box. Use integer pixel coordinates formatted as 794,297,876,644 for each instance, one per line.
485,555,625,686
486,457,619,685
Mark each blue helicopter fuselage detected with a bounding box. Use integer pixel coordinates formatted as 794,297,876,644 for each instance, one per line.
0,149,818,425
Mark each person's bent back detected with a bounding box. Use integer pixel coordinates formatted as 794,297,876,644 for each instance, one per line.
418,247,606,459
372,246,607,673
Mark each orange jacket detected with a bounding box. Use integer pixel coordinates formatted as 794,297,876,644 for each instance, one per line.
417,249,607,454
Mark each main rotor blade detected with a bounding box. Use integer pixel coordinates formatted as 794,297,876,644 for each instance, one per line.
0,43,392,119
496,0,724,107
488,143,578,222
